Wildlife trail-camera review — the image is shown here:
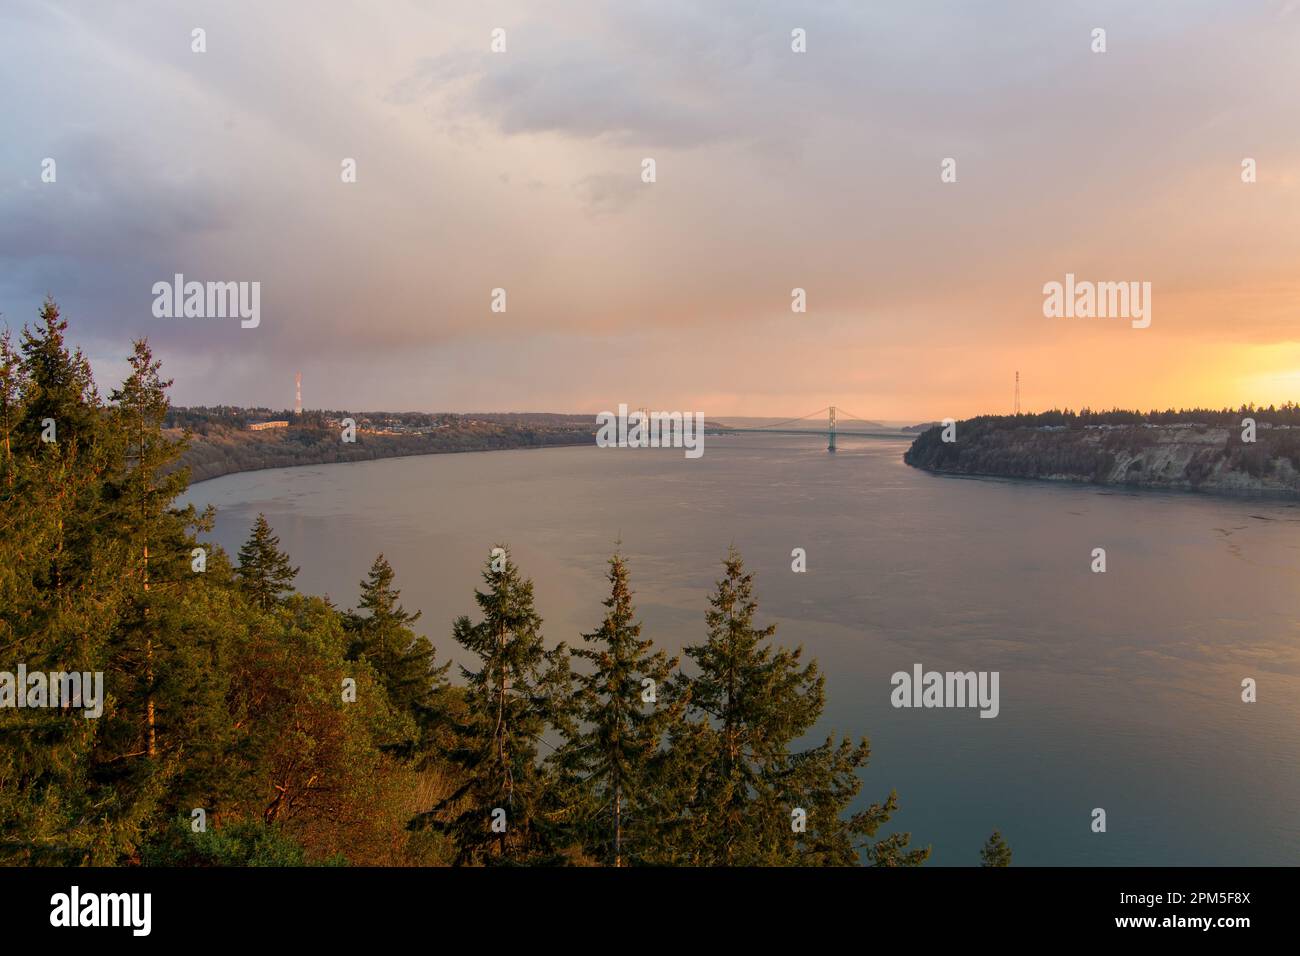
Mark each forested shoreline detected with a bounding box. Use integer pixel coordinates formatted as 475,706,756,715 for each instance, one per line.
2,300,1000,867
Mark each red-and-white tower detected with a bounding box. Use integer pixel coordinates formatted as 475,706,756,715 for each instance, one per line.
295,372,302,416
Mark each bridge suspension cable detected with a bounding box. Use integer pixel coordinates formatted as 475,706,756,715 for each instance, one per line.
833,407,878,425
746,407,830,430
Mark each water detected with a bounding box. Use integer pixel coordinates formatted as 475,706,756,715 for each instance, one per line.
180,433,1300,865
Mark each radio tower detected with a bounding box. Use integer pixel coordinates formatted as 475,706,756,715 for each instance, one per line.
1014,370,1021,416
295,372,303,417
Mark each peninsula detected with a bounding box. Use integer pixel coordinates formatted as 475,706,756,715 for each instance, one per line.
903,409,1300,496
168,407,597,483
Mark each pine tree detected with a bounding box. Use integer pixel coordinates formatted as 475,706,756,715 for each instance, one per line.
236,514,299,610
551,552,683,865
345,554,450,758
980,829,1012,867
667,548,929,867
419,546,570,865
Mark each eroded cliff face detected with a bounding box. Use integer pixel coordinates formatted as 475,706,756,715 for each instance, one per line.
904,422,1300,495
1097,427,1300,493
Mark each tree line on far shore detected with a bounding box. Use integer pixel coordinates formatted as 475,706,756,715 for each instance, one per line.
1,298,1011,867
961,406,1300,429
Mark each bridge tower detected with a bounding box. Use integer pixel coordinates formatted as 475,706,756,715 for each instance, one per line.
828,405,837,453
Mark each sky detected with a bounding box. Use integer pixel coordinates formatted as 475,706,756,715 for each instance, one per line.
1,0,1298,420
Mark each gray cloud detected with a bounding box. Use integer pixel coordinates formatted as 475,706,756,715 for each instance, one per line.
1,0,1297,417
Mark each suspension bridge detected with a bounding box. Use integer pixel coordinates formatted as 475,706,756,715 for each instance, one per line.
711,406,899,452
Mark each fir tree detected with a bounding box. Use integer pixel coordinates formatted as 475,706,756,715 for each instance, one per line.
980,829,1012,867
345,554,450,758
104,339,192,758
551,552,683,865
667,548,930,867
0,329,23,468
236,514,299,610
1,302,163,863
16,297,99,452
419,546,570,865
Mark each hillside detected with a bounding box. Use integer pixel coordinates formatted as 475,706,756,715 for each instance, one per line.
903,412,1300,496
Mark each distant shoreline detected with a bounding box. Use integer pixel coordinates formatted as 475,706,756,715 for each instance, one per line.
183,436,593,487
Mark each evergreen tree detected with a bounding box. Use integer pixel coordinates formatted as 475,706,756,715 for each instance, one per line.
236,514,299,610
666,548,929,867
103,339,193,759
95,337,237,849
16,297,99,451
980,829,1012,867
551,552,683,865
0,329,23,467
418,546,570,865
345,554,450,758
0,301,158,864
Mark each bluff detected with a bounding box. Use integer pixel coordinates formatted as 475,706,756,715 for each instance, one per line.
903,417,1300,496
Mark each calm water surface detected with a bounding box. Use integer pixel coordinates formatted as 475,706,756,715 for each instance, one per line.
181,434,1300,865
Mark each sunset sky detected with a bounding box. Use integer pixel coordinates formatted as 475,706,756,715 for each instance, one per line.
2,0,1298,420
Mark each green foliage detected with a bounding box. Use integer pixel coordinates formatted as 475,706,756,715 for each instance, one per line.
236,514,299,610
656,548,930,867
0,300,440,867
981,829,1013,867
0,298,165,865
345,555,451,761
141,816,333,867
416,547,572,865
549,553,684,865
